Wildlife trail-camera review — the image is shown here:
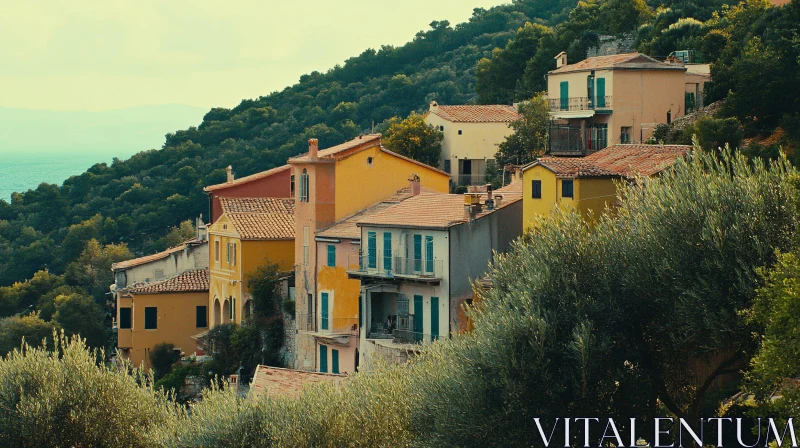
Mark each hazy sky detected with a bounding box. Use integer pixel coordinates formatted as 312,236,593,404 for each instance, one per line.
2,0,509,112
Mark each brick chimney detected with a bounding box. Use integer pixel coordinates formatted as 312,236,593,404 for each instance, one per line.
409,174,421,196
309,138,319,159
555,51,567,69
226,165,234,182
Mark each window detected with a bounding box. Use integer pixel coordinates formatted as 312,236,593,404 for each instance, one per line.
413,234,422,272
458,130,463,135
439,125,444,132
232,243,236,266
621,127,632,144
144,307,157,330
299,169,309,202
327,244,336,267
531,180,542,199
383,232,392,271
196,306,208,328
413,295,423,343
321,292,329,330
229,297,236,321
367,231,377,269
303,227,309,266
560,81,569,110
214,241,220,262
119,307,132,329
443,159,451,174
290,174,295,198
430,297,439,340
425,236,434,273
226,243,230,264
367,157,373,166
319,345,328,373
332,349,340,374
562,179,574,198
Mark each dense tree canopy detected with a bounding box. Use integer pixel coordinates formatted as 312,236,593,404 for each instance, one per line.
381,113,443,168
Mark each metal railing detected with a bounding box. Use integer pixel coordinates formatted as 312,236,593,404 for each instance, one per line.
549,125,609,156
347,254,443,280
455,173,486,187
548,96,613,112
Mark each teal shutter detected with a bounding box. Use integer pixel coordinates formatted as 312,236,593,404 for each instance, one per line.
367,232,377,268
332,349,339,374
560,81,569,110
327,244,336,267
383,232,392,271
321,292,329,330
358,294,362,328
319,345,328,373
596,78,606,108
430,297,439,340
414,295,424,343
425,236,434,273
413,235,422,271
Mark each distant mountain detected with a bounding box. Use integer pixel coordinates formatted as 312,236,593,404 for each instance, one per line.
0,105,206,155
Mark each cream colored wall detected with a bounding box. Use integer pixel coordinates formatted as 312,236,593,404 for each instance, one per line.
117,291,208,369
424,113,514,165
333,146,450,221
547,70,615,102
613,69,686,142
120,242,208,287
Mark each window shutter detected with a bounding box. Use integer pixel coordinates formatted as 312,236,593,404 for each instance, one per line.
367,232,377,269
425,236,434,273
332,349,339,374
119,307,132,329
383,232,392,271
319,345,328,373
196,306,207,328
596,78,606,108
413,295,423,343
532,180,542,199
413,235,422,272
327,245,336,267
430,297,439,340
321,292,329,330
562,179,574,198
560,81,569,110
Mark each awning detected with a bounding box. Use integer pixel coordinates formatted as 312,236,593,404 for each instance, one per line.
549,110,596,119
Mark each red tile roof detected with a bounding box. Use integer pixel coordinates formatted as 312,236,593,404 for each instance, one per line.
529,144,691,178
126,268,209,294
203,165,291,192
250,365,344,399
358,185,522,230
550,53,686,74
111,239,200,271
428,104,519,123
217,197,295,240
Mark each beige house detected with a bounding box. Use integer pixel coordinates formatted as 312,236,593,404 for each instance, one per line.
424,103,519,186
547,52,687,155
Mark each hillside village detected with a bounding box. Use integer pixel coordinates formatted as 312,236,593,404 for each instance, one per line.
110,50,701,394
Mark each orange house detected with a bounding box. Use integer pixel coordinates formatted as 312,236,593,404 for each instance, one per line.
289,135,451,371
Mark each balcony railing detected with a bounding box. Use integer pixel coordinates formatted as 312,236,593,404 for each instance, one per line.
347,254,443,281
392,329,440,345
455,173,486,187
548,96,613,112
297,313,359,334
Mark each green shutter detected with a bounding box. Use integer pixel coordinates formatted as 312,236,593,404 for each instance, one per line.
425,236,434,273
560,81,569,110
367,232,377,268
327,244,336,267
321,292,329,330
413,235,422,271
383,232,392,271
319,345,328,373
332,349,339,374
596,78,606,108
358,294,362,328
414,295,424,343
430,297,439,340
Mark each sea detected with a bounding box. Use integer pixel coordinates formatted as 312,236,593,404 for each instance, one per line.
0,152,126,202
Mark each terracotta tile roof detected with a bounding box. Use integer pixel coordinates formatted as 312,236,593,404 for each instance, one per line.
316,186,438,240
428,104,519,123
550,53,686,74
528,144,691,178
203,165,291,192
126,268,209,294
111,239,199,271
216,197,295,240
288,134,382,163
250,365,344,399
358,190,522,230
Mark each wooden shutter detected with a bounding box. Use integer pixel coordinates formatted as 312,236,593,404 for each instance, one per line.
383,232,392,271
367,232,377,268
321,292,329,330
413,235,422,272
430,297,439,340
414,295,423,343
425,236,434,273
560,81,569,110
332,349,339,374
319,345,328,373
327,244,336,267
596,78,606,108
532,180,542,199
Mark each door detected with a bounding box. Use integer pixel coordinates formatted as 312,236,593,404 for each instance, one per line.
319,345,328,373
430,297,439,340
332,349,339,374
414,295,424,343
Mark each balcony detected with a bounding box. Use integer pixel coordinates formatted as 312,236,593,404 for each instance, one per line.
297,313,359,335
455,173,486,187
347,254,443,284
548,96,612,113
549,124,609,156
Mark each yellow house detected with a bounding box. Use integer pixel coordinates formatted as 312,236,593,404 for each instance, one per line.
522,144,690,229
424,103,519,186
116,268,210,369
289,135,451,371
547,52,687,155
208,197,295,328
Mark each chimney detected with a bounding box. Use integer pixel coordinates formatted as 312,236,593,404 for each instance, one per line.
308,138,319,159
430,101,439,112
486,184,494,210
409,174,421,196
555,51,567,69
226,166,234,182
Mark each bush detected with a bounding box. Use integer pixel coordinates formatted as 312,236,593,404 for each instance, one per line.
149,343,180,380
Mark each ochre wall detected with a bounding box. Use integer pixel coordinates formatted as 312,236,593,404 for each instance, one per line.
576,178,619,223
209,168,291,223
316,240,361,332
209,215,240,327
117,291,209,369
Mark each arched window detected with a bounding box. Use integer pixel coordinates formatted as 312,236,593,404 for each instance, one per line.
300,169,309,202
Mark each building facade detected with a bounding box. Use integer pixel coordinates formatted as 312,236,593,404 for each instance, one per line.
424,102,519,186
204,164,292,224
289,135,451,371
